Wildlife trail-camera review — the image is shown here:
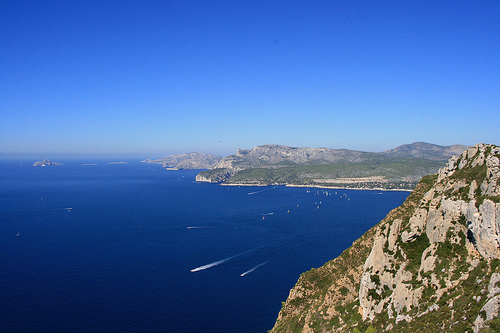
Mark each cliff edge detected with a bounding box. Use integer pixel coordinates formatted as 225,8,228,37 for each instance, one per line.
271,143,500,332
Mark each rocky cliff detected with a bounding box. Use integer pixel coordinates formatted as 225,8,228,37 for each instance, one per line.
271,143,500,332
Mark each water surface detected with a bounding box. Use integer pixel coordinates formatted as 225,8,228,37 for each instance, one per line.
0,161,409,332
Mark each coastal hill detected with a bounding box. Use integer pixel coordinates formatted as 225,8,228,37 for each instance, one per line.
270,143,500,332
33,159,62,166
195,143,468,190
381,142,469,160
142,152,221,170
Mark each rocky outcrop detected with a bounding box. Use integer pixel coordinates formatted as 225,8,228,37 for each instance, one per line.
271,143,500,332
33,159,62,166
195,168,234,183
142,152,221,170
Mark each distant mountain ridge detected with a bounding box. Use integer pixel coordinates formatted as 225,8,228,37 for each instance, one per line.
381,142,470,160
142,142,470,190
195,142,468,189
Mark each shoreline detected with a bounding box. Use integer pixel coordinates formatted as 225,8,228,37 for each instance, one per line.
219,182,413,192
221,183,267,187
285,184,413,192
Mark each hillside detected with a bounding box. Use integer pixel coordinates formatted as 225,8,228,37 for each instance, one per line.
196,143,462,190
142,152,221,169
270,143,500,332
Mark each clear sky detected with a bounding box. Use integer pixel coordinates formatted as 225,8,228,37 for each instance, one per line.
1,1,499,159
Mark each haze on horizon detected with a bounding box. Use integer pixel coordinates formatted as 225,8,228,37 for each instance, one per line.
1,1,499,159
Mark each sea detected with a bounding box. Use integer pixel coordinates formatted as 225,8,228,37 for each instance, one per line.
0,160,409,332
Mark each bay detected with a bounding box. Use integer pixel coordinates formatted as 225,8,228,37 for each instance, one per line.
0,160,409,332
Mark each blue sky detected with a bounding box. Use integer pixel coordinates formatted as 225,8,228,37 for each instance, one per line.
1,1,499,158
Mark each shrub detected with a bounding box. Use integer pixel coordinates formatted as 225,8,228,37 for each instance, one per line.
399,233,431,273
371,274,381,286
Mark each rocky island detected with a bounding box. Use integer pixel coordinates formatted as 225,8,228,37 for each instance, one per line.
270,143,500,332
33,159,62,166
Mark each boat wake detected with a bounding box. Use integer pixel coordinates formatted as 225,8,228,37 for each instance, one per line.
187,226,210,229
191,245,264,272
0,207,73,221
240,260,269,277
248,187,276,195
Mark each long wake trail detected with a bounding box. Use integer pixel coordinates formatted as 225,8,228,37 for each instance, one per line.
0,208,72,221
190,245,265,272
240,260,269,277
248,186,276,195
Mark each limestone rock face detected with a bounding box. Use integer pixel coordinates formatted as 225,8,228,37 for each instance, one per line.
195,168,234,183
468,199,500,259
271,144,500,333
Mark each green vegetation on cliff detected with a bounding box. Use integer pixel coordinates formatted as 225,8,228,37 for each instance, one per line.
271,174,438,333
270,144,500,333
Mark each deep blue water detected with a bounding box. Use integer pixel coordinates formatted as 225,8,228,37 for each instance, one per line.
0,160,409,332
